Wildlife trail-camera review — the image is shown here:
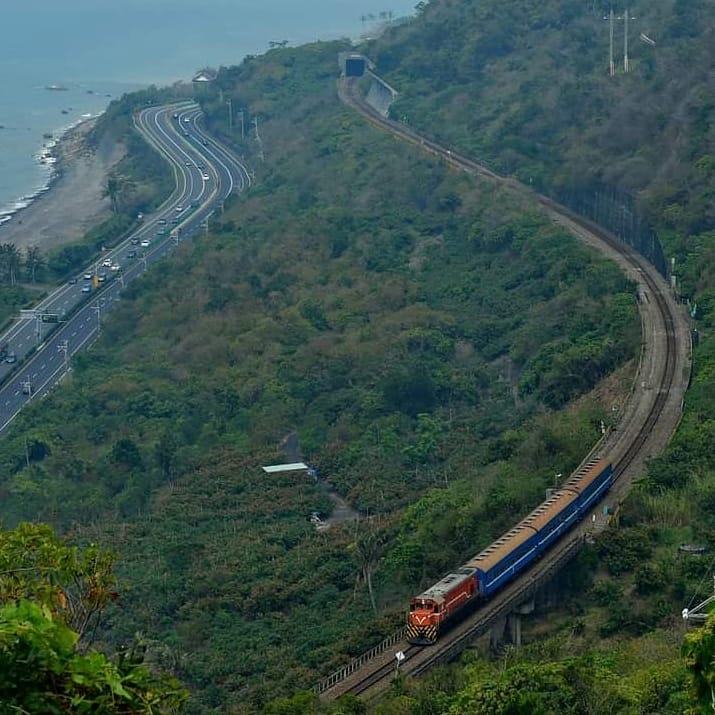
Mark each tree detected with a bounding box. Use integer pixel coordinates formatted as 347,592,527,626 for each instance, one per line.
349,522,387,614
111,437,143,471
156,430,179,486
24,245,45,283
0,522,117,644
683,612,715,713
0,243,21,286
0,600,187,714
0,523,187,712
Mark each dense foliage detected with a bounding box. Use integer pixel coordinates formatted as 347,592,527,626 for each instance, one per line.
0,523,186,713
0,35,642,711
7,0,715,708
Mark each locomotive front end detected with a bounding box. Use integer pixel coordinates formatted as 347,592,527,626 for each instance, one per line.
407,598,440,644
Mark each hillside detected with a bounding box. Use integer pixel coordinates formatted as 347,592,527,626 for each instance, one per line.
0,0,712,710
0,33,646,714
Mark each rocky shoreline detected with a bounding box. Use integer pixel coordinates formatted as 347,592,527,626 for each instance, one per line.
0,118,126,257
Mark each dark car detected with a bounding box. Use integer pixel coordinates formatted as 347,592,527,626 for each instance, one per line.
5,353,16,364
127,250,137,259
68,277,78,285
130,238,139,245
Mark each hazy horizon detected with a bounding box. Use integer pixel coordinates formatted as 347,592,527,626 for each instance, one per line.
0,0,415,216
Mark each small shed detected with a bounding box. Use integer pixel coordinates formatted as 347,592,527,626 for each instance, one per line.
262,462,309,474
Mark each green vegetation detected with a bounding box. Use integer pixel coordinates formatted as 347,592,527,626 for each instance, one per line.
6,0,715,709
0,523,186,713
0,37,642,712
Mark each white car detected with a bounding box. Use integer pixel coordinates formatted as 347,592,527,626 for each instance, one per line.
110,263,121,272
202,173,210,181
102,258,112,267
140,239,150,248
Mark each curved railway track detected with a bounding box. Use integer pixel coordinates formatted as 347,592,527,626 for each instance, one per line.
319,77,689,701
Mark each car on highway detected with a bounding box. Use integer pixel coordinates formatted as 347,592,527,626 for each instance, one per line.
127,250,137,259
102,258,113,267
202,173,210,181
81,284,91,293
110,263,121,272
68,277,78,285
5,353,16,364
130,238,139,245
175,205,183,213
140,239,150,248
158,218,167,225
97,272,107,283
83,272,93,280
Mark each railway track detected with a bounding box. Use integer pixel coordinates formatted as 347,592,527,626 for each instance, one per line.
319,77,689,701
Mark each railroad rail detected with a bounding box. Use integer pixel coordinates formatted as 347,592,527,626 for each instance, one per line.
316,77,690,701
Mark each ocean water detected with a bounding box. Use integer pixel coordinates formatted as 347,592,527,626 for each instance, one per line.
0,0,415,221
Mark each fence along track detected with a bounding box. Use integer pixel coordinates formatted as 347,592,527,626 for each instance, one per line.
317,77,686,700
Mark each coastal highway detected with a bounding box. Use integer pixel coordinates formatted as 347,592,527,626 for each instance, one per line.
0,102,251,434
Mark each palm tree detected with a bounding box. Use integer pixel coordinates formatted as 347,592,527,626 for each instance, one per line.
350,521,387,614
25,246,44,284
0,244,21,286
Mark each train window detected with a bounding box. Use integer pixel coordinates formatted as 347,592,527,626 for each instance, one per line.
434,604,440,613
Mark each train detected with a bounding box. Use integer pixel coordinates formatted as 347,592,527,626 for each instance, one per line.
406,458,614,644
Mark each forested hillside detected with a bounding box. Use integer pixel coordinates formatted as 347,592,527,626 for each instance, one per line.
4,0,715,710
0,31,645,714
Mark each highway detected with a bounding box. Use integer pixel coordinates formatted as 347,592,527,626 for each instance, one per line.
0,102,251,434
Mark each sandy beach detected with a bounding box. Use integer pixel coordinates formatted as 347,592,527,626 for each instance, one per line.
0,120,126,257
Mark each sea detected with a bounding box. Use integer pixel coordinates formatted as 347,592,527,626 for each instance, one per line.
0,0,415,224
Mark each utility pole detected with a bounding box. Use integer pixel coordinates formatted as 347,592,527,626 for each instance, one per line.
227,98,233,130
238,109,245,139
623,7,636,73
92,303,101,337
57,340,69,370
683,576,715,625
608,8,615,76
253,116,264,162
604,7,636,75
